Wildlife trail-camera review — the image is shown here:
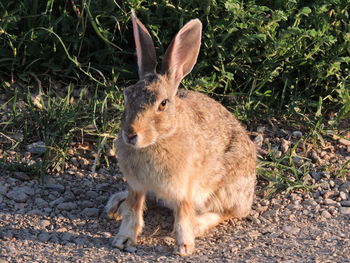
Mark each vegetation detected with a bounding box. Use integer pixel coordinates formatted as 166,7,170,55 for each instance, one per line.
0,0,349,193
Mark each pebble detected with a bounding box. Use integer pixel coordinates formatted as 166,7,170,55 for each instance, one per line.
280,139,289,153
14,186,35,196
63,190,76,201
282,226,300,235
61,232,73,242
323,199,337,206
44,183,65,194
86,191,98,199
12,172,30,181
74,237,87,245
124,246,137,253
26,141,46,154
302,199,318,207
82,208,99,217
340,201,350,207
339,207,350,215
100,232,112,238
49,197,65,207
339,192,348,200
96,183,110,191
321,210,332,219
339,182,350,192
0,185,8,195
338,138,350,146
253,134,263,147
38,232,51,242
81,200,94,208
292,131,303,138
6,190,29,203
39,220,51,228
292,156,303,166
35,198,49,208
57,202,77,211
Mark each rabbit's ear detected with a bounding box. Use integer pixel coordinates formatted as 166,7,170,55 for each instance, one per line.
161,19,202,86
132,10,157,79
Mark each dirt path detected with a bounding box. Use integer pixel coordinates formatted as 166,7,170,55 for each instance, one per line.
0,166,349,263
1,125,349,262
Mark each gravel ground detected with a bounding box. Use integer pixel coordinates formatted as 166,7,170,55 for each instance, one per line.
0,125,349,263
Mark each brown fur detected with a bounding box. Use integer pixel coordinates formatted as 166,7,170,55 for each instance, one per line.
105,11,256,256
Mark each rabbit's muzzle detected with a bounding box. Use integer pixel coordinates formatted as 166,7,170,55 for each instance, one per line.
122,130,138,146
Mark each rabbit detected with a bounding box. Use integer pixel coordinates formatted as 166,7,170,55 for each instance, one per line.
105,10,256,256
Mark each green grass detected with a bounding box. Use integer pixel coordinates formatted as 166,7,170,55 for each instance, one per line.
0,0,349,195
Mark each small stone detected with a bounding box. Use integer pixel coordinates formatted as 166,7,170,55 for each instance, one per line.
282,225,300,235
28,209,43,215
292,156,303,166
339,192,347,200
329,180,335,188
292,131,303,138
0,185,8,195
82,208,99,217
14,186,35,196
341,201,350,207
57,202,77,211
320,181,330,190
254,134,264,147
70,157,80,167
100,232,112,238
38,232,51,242
323,191,338,199
338,138,350,146
322,172,331,179
26,141,46,154
63,190,76,202
309,151,321,164
81,200,94,208
6,190,29,203
96,183,109,191
302,199,318,207
39,220,51,228
44,183,65,194
273,150,282,158
12,172,30,181
339,207,350,215
50,233,59,243
163,236,175,246
320,210,332,219
35,198,49,208
49,197,65,207
323,199,337,206
280,139,289,153
86,191,98,199
124,246,137,253
339,182,350,192
61,232,73,242
256,126,266,133
74,237,87,245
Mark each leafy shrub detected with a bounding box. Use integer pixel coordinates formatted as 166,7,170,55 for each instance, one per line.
0,0,349,118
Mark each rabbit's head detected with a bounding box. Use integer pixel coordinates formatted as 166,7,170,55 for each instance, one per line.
121,11,202,148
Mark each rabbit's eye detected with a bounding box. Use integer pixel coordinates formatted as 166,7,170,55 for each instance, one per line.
158,99,169,111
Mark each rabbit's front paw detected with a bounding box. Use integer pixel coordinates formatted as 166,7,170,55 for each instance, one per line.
111,234,135,249
105,191,128,220
175,242,195,256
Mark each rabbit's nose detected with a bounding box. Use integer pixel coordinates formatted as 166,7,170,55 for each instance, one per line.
127,133,138,145
123,131,138,145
